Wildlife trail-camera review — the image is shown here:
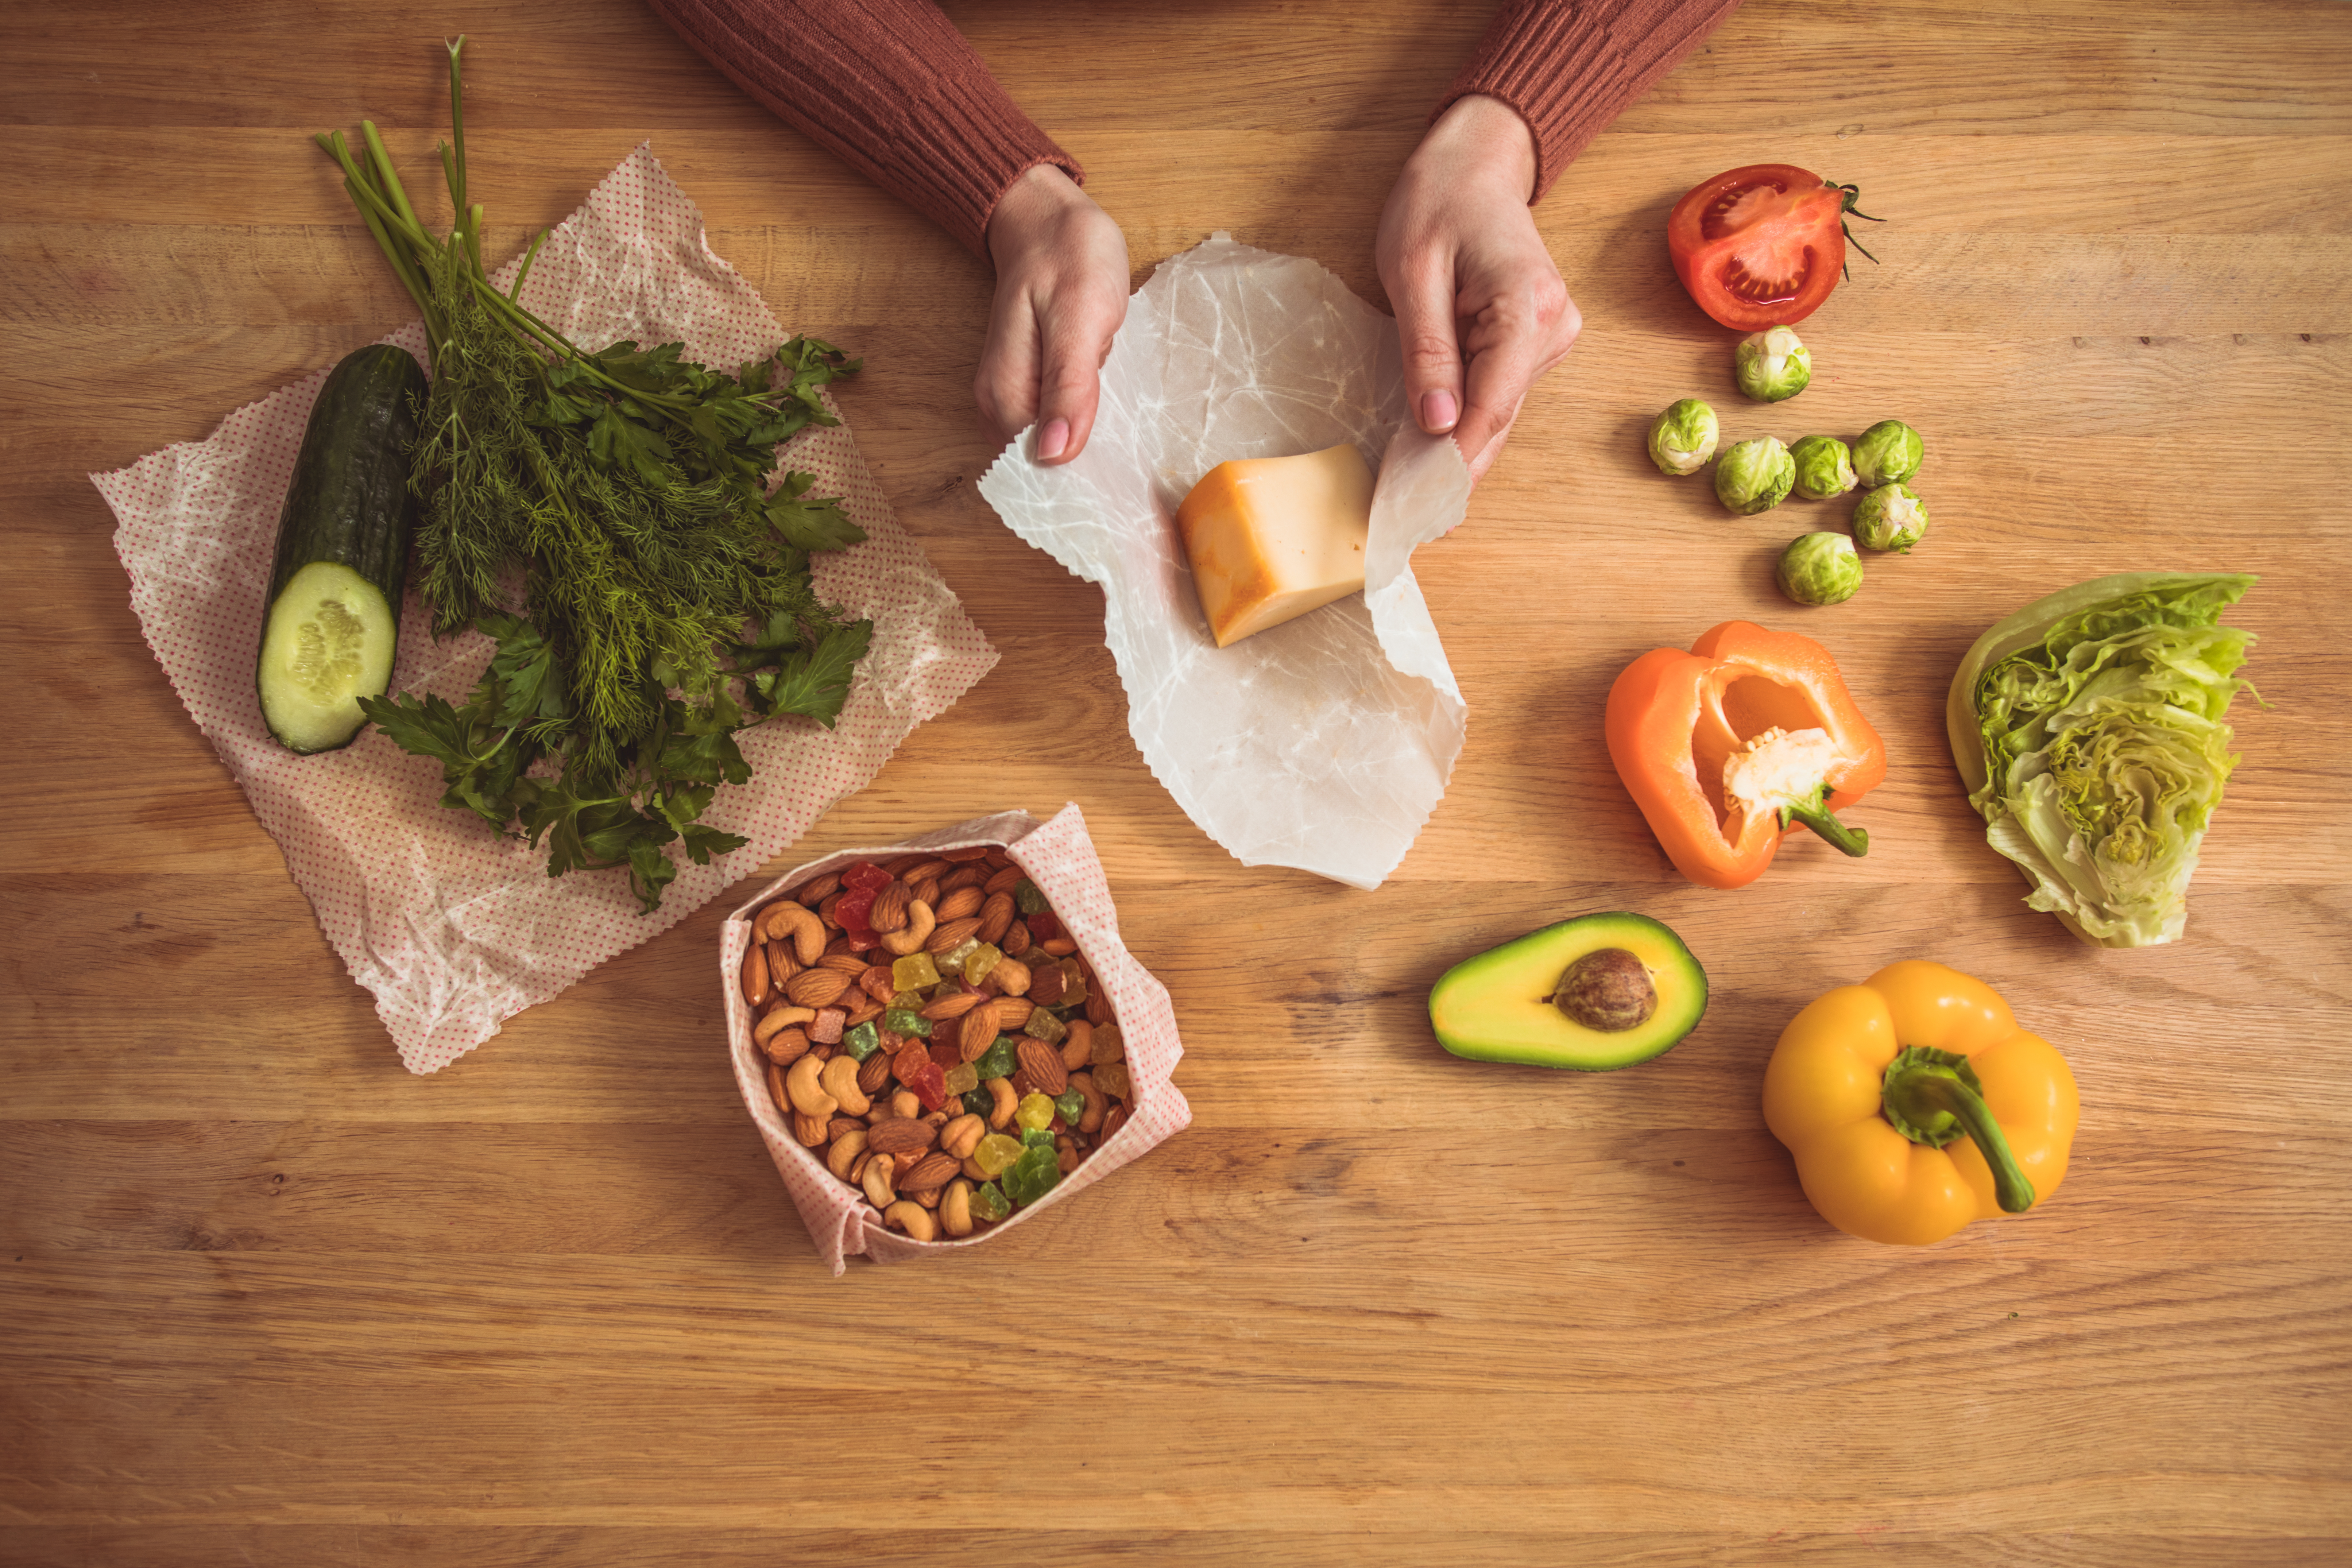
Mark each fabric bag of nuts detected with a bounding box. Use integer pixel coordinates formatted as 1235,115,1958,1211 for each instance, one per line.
723,804,1190,1272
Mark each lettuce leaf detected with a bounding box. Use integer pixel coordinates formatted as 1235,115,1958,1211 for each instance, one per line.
1945,572,2258,947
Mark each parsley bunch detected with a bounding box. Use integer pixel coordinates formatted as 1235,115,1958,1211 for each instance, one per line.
317,39,871,911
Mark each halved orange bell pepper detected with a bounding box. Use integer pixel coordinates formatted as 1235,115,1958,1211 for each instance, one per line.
1605,621,1885,888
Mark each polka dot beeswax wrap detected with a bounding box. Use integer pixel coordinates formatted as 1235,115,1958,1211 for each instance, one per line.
90,146,998,1075
723,805,1192,1274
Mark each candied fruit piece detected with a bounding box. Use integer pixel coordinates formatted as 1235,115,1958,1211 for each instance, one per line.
1094,1060,1132,1100
883,1008,932,1039
944,1062,979,1096
1055,959,1088,1006
960,1086,993,1117
1027,910,1064,942
1013,879,1049,915
894,1042,933,1084
809,1008,845,1045
963,943,1003,986
1016,1093,1056,1133
1090,1023,1125,1065
972,1133,1024,1178
906,1059,949,1111
842,861,892,892
1023,1008,1067,1046
971,1181,1012,1223
936,937,982,977
1053,1088,1086,1123
835,885,878,945
892,953,941,991
973,1037,1016,1081
843,1019,881,1062
1003,1142,1061,1208
928,1039,963,1073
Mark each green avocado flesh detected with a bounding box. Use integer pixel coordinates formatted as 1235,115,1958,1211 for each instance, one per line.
1428,912,1706,1071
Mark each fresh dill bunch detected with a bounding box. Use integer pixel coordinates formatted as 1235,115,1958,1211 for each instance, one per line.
324,38,874,911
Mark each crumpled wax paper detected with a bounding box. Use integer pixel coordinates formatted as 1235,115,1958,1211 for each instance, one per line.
91,146,997,1074
721,804,1190,1274
977,233,1473,890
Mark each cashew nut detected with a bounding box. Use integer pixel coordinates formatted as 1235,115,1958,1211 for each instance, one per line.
882,1199,938,1241
862,1152,897,1209
889,1089,921,1122
1060,1019,1094,1073
753,1004,816,1046
819,1054,870,1116
940,1113,986,1160
1070,1071,1105,1135
784,1054,837,1118
986,1077,1018,1130
826,1127,869,1183
940,1180,974,1238
879,899,937,957
761,899,827,965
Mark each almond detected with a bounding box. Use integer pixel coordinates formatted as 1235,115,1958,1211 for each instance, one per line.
983,864,1026,897
764,939,800,983
940,844,991,863
785,967,852,1009
741,944,771,1007
1001,920,1032,957
920,990,984,1022
819,952,871,976
899,858,952,885
881,853,932,875
934,885,985,922
869,880,912,934
994,996,1034,1030
793,871,841,908
1015,1039,1069,1096
976,891,1016,945
940,864,989,893
925,916,983,955
761,1027,811,1065
982,846,1015,868
1029,962,1068,1006
867,1116,938,1155
958,999,1002,1062
899,1152,961,1192
855,1051,893,1095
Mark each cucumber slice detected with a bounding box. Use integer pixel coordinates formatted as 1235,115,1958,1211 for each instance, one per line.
258,561,400,753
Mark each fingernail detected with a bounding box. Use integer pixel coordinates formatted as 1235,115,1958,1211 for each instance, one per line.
1421,390,1458,433
1036,419,1071,462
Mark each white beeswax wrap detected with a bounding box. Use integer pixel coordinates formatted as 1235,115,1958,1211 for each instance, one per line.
91,146,997,1074
724,805,1189,1274
978,233,1474,891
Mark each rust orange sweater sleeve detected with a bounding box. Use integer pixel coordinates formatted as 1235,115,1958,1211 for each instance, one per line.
644,0,1082,259
1438,0,1749,200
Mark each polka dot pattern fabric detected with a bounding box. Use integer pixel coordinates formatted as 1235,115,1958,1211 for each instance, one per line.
90,146,999,1075
721,805,1192,1274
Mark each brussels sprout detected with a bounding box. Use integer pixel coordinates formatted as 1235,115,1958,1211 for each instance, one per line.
1647,398,1720,476
1714,436,1795,515
1734,325,1811,403
1776,533,1862,605
1853,481,1930,552
1852,419,1924,487
1788,435,1857,500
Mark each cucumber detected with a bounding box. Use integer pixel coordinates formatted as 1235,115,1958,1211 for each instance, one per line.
256,343,426,754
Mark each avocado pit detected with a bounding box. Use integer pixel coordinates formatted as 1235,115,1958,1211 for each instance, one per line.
1551,947,1657,1033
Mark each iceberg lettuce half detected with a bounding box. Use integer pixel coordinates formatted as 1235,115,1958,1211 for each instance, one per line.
1946,572,2258,948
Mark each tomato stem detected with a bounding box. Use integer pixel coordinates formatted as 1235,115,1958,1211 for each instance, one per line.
1831,182,1884,276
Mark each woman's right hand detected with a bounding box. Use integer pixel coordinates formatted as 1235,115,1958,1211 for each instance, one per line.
977,164,1131,465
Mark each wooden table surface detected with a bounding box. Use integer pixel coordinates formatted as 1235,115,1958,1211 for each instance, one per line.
6,1,2349,1562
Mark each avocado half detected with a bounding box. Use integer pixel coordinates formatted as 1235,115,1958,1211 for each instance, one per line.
1428,912,1706,1071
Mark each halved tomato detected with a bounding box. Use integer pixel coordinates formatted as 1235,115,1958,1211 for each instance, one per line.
1667,164,1870,332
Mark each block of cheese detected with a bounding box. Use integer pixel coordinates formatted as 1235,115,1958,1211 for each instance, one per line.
1174,443,1374,647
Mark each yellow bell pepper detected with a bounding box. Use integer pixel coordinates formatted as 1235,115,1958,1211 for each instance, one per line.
1762,961,2079,1245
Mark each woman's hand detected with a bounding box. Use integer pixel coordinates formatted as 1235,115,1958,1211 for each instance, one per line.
1376,95,1582,483
977,164,1131,464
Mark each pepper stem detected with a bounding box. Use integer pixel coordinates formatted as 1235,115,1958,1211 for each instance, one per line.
1779,789,1870,858
1881,1047,2036,1214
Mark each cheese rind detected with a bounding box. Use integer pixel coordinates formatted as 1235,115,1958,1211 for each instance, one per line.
1174,443,1374,647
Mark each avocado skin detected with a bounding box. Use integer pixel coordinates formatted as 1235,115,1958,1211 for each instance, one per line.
1428,912,1706,1071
